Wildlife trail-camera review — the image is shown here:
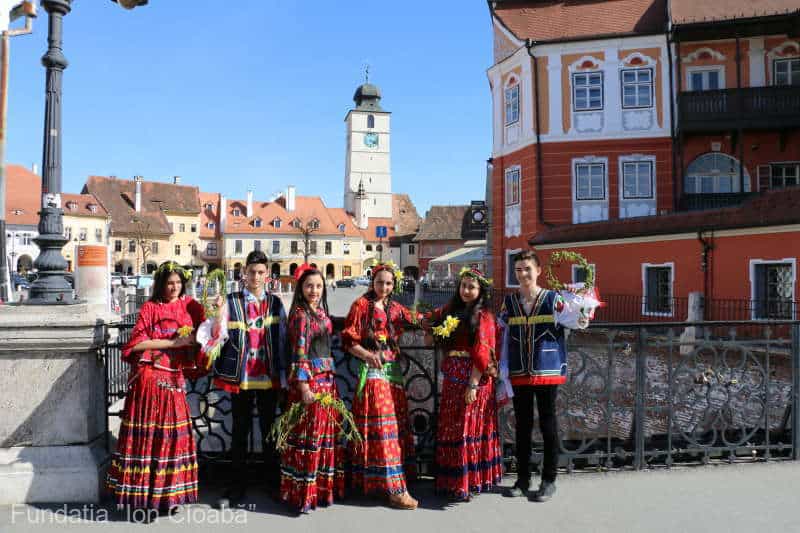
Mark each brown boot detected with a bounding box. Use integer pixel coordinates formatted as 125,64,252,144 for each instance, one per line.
388,491,418,510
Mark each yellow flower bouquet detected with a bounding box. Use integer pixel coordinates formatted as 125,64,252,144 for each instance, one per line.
432,315,460,339
269,392,362,452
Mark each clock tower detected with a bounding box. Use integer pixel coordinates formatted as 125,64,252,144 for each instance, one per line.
344,82,392,219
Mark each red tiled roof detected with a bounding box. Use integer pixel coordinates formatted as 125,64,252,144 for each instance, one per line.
5,164,40,226
415,205,470,241
224,195,342,236
199,191,220,239
530,188,800,245
327,207,366,238
493,0,666,43
62,193,108,218
670,0,800,25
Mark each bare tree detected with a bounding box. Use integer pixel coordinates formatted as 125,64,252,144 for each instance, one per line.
292,216,320,264
131,216,154,274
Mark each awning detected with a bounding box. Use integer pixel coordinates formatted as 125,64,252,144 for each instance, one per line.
429,245,486,265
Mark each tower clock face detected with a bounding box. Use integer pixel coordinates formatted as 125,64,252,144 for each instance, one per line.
363,133,379,148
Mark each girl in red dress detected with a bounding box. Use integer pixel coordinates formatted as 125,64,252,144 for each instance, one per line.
107,261,205,513
279,265,345,512
341,263,419,510
427,268,503,501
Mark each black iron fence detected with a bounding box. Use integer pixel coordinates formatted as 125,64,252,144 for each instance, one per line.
678,86,800,131
103,313,800,476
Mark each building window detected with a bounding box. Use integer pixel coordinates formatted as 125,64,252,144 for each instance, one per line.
621,68,653,108
179,223,186,232
343,242,350,255
291,219,301,229
770,163,800,189
338,223,346,232
205,202,214,211
622,161,654,199
208,222,216,230
191,244,197,256
408,244,416,255
290,241,298,254
253,240,262,251
235,240,243,254
310,241,318,255
506,249,521,288
21,233,31,245
366,244,373,252
114,240,122,252
643,264,673,316
88,204,97,213
254,218,262,228
233,208,241,217
95,228,103,242
173,245,179,255
752,261,795,319
325,241,332,255
78,228,87,241
688,68,722,91
573,72,603,111
575,163,606,200
272,240,280,254
774,58,800,86
342,265,352,277
504,83,519,125
685,153,749,194
191,224,197,233
273,218,281,228
505,166,520,206
572,264,596,287
367,114,375,129
152,241,159,254
128,240,135,253
207,242,218,256
310,219,320,230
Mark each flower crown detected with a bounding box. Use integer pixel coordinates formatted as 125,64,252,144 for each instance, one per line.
294,263,320,282
154,261,192,282
459,267,492,287
370,259,404,295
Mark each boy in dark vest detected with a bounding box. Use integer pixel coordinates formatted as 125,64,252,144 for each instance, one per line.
499,250,589,502
212,250,287,506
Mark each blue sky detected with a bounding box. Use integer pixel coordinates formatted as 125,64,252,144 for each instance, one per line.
5,1,495,215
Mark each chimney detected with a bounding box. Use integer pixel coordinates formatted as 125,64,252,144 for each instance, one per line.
31,163,38,175
246,189,254,218
134,175,143,212
173,175,181,185
286,186,296,212
220,195,227,233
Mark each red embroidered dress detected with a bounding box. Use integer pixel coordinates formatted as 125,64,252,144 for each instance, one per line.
430,305,503,500
106,296,205,510
279,306,345,512
341,297,417,496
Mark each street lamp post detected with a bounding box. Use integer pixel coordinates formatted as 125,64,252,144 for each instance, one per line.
27,0,145,304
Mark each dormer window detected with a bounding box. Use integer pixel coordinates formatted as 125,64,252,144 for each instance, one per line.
88,204,97,213
273,217,282,228
338,223,346,233
12,209,23,216
66,201,78,211
233,208,241,217
205,202,214,211
310,219,320,230
254,218,262,228
208,222,216,229
291,219,301,229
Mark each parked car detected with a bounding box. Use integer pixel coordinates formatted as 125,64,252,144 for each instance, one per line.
110,273,123,287
354,276,371,286
11,273,30,290
133,275,154,289
335,278,356,288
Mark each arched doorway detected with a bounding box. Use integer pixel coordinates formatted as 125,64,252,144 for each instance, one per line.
310,263,318,270
685,153,751,194
114,262,123,273
289,263,298,276
325,263,335,280
271,263,281,278
16,254,33,274
119,260,134,275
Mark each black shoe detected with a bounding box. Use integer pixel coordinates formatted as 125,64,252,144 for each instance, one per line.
217,485,247,508
531,481,556,502
502,481,529,498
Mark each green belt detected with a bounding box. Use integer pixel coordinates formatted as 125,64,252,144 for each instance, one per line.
356,360,403,397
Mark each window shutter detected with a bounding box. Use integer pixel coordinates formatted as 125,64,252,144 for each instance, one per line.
757,165,771,191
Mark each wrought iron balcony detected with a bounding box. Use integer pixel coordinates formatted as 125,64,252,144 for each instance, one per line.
678,86,800,132
679,192,754,211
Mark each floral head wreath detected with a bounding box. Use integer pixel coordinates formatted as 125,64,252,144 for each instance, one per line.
458,267,492,288
154,261,192,282
294,263,318,282
370,259,404,295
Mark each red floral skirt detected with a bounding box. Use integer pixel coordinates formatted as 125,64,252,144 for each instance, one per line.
106,365,198,510
435,357,503,500
350,369,416,496
279,372,345,512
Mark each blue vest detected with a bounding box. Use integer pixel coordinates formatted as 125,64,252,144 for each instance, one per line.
213,291,285,386
504,290,567,384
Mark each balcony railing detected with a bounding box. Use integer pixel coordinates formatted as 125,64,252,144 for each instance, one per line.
678,86,800,132
679,193,754,211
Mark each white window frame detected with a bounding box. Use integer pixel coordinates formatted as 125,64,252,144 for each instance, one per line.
770,162,800,189
273,218,282,228
572,263,596,288
207,242,217,256
749,258,797,320
254,218,262,228
642,262,674,317
773,57,800,86
95,228,103,243
505,248,522,288
272,240,280,255
234,239,243,254
574,162,607,201
620,67,654,109
621,160,655,199
78,228,88,242
505,165,521,206
686,65,725,91
174,245,181,256
207,222,216,230
151,241,159,254
233,208,241,217
572,71,604,111
504,83,519,126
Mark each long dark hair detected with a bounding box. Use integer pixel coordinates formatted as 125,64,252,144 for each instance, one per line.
361,268,401,352
289,268,329,320
149,261,188,303
439,275,492,344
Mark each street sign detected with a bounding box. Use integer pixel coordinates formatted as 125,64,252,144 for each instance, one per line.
376,225,387,238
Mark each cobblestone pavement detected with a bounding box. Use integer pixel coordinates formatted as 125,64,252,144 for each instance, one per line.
2,462,799,533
